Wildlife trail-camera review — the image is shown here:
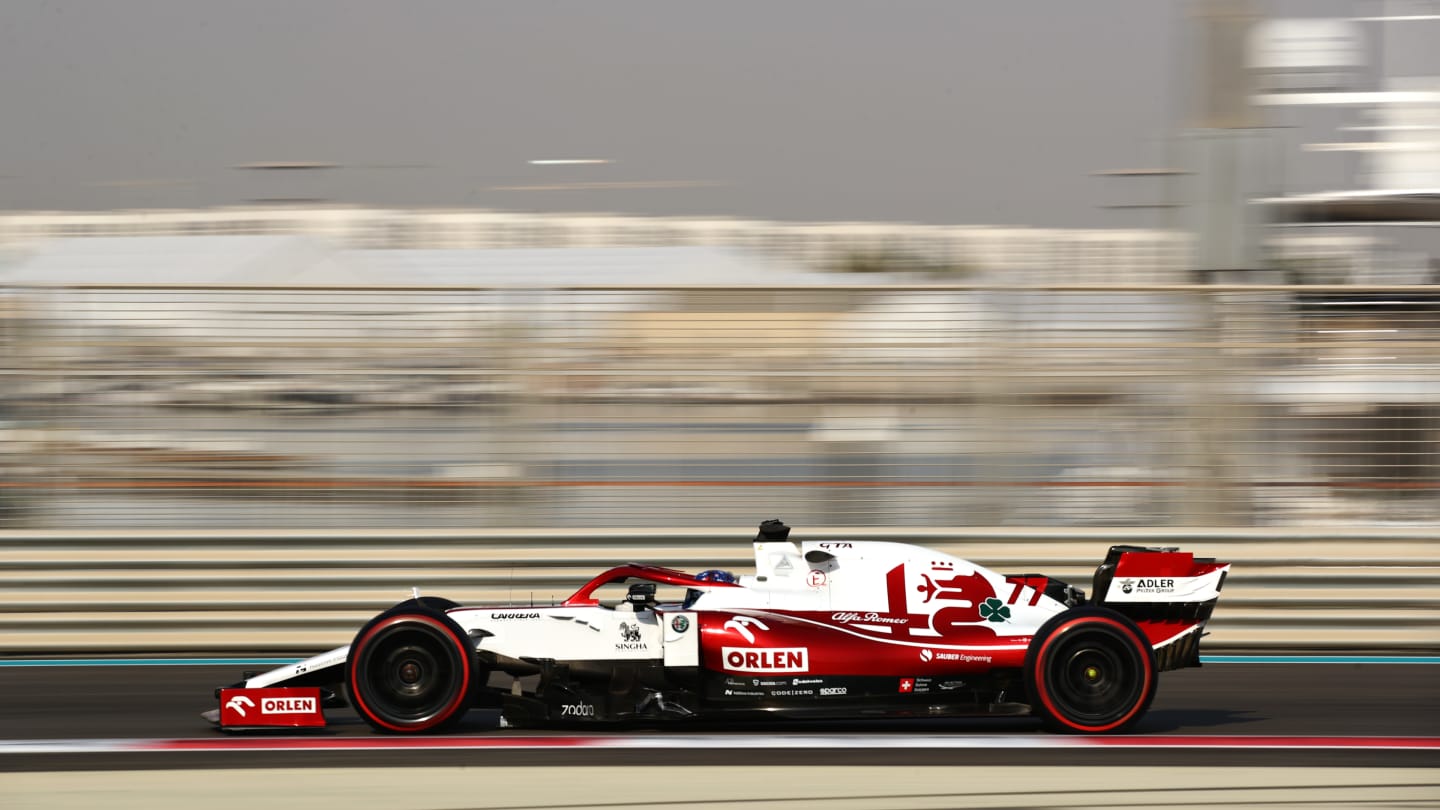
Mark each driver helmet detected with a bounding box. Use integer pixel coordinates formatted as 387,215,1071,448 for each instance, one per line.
694,568,737,584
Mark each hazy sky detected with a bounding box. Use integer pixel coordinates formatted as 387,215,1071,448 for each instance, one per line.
0,1,1431,226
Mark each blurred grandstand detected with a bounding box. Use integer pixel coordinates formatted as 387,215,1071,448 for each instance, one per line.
0,206,1434,530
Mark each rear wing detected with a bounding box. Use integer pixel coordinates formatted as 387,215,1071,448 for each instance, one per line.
1092,545,1230,670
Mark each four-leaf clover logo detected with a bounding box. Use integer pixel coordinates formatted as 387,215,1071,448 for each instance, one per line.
979,597,1010,623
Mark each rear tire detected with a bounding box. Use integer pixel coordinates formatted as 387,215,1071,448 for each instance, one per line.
1023,607,1156,734
345,606,476,733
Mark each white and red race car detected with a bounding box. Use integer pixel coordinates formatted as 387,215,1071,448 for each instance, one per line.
213,519,1229,734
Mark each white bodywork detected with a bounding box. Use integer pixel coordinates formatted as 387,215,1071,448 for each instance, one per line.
244,538,1071,688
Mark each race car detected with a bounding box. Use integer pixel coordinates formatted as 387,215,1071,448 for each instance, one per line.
211,519,1229,734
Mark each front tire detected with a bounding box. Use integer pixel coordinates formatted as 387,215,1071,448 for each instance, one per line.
346,606,477,733
1023,607,1156,733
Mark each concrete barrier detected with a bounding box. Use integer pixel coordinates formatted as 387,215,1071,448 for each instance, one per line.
1,527,1436,653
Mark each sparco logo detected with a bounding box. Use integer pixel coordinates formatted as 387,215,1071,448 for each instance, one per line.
489,612,540,620
722,646,809,673
262,697,317,715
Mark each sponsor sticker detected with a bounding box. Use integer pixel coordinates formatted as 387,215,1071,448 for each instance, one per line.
831,612,908,625
1120,578,1175,595
806,570,827,588
261,696,316,715
223,694,254,717
490,612,540,620
724,616,769,643
1108,575,1195,601
670,615,690,633
218,687,324,728
722,646,809,673
932,651,992,664
615,621,647,651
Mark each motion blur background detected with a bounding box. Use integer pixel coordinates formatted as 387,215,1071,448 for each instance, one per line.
0,1,1437,651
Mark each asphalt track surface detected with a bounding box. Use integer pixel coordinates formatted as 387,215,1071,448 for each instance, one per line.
1,662,1436,772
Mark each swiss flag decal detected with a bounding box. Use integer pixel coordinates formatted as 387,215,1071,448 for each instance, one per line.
899,678,915,693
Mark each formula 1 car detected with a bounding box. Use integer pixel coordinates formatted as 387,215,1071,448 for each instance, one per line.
211,520,1229,734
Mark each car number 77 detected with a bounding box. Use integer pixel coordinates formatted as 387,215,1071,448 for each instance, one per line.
1004,575,1048,607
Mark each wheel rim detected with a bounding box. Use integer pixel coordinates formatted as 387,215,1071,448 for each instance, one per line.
1043,625,1146,727
356,620,465,726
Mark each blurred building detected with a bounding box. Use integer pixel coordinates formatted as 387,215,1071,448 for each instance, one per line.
0,206,1193,284
0,212,1435,531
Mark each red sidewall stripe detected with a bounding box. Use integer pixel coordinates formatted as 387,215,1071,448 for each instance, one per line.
1033,616,1154,734
1088,735,1440,748
348,614,473,734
